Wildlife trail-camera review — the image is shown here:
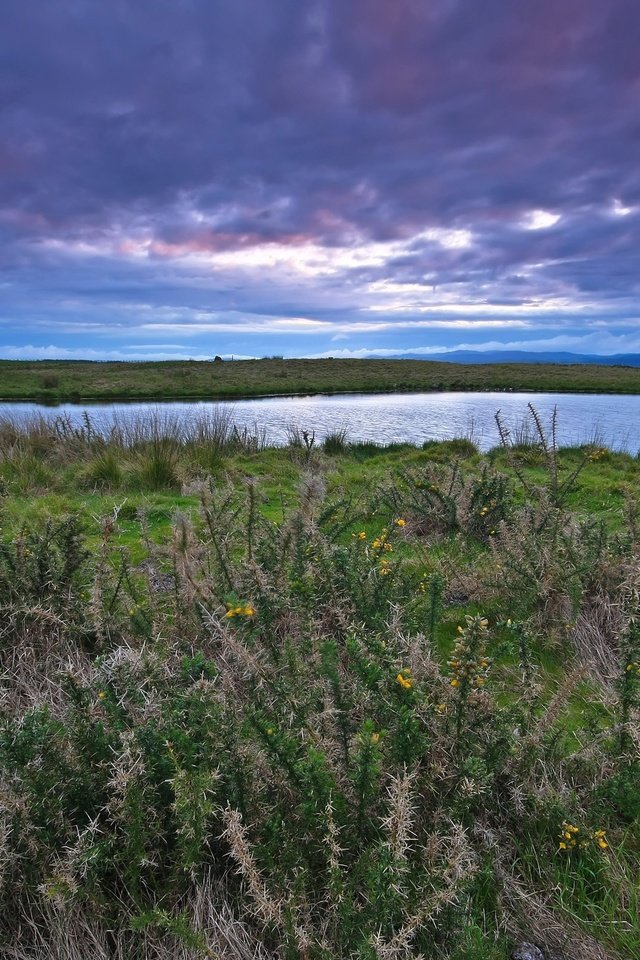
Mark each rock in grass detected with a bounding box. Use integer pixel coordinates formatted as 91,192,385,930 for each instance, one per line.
511,945,545,960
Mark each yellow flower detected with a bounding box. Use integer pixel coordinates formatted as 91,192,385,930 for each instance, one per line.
450,678,459,687
358,531,367,540
226,604,255,618
396,673,412,689
371,732,380,744
597,838,608,849
435,702,447,714
97,691,106,700
559,841,567,850
395,518,406,527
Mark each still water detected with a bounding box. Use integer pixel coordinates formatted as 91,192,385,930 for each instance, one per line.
1,391,639,452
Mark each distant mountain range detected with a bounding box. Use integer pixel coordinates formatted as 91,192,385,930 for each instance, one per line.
400,350,640,366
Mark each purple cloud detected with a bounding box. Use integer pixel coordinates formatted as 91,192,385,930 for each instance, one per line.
1,0,640,358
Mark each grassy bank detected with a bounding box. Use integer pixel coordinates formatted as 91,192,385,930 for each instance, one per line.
2,356,640,402
1,410,639,959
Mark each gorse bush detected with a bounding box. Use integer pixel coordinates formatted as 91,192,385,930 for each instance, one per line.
495,403,596,510
380,460,511,543
0,515,91,631
0,455,639,958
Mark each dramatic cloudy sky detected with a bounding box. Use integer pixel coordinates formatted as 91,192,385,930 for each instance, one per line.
2,0,640,360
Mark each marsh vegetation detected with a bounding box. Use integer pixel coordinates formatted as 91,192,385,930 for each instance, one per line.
2,356,640,403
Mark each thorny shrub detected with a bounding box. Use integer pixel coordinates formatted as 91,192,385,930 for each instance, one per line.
0,475,638,959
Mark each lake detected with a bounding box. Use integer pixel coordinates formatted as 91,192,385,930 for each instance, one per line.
1,391,640,452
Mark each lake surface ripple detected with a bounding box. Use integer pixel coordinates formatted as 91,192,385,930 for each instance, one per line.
1,391,639,452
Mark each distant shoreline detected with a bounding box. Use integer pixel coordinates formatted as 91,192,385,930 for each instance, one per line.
1,356,639,402
2,385,640,406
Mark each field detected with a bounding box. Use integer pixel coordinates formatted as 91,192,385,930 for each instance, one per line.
0,407,639,959
2,356,640,402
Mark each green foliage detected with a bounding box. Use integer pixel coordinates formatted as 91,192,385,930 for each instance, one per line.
597,762,640,826
80,448,124,489
0,514,90,619
495,403,595,509
380,460,511,542
617,618,640,752
134,441,182,490
422,436,479,460
323,428,349,454
0,452,57,494
0,449,639,958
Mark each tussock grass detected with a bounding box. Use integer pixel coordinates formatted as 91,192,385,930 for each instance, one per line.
0,409,270,494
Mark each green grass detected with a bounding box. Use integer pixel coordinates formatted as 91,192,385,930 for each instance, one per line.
2,356,640,402
2,438,639,545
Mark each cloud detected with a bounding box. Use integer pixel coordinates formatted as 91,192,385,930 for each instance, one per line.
0,345,216,362
1,1,639,358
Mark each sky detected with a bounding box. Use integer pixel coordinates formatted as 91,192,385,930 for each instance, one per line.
1,0,640,362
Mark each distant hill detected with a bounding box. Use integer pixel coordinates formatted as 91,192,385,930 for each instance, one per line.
400,350,640,366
